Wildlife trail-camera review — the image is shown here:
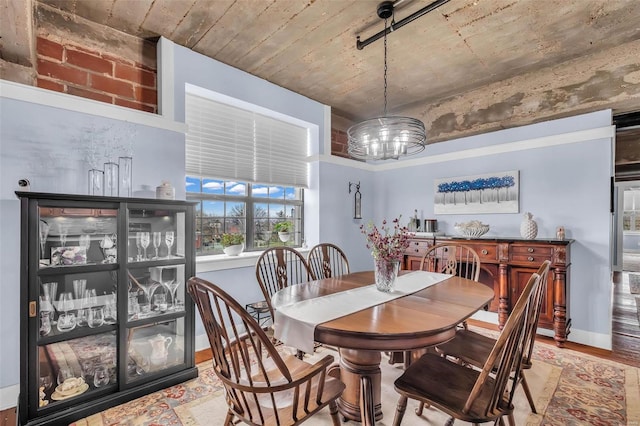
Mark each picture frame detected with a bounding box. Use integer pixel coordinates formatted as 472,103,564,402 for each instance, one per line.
434,170,519,214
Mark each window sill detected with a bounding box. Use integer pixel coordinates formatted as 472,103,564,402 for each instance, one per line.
196,247,310,273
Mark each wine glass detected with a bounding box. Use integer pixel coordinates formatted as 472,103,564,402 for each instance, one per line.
39,220,50,262
152,232,161,259
140,232,150,260
165,231,175,258
164,280,181,311
93,365,110,387
138,280,160,318
135,232,143,261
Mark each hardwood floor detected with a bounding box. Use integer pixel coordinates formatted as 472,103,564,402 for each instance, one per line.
612,269,640,366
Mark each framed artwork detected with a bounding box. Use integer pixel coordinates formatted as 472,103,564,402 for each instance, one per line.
434,170,519,214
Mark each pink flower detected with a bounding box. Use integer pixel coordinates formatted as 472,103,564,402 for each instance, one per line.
360,217,413,262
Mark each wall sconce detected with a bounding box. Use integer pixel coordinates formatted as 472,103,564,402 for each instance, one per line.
349,181,362,219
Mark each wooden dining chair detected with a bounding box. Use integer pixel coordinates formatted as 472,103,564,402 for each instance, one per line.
187,277,345,426
389,243,482,366
255,247,312,320
307,243,350,280
391,271,542,426
433,260,551,415
419,242,481,282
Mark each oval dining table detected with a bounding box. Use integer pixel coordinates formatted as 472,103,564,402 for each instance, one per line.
271,270,494,425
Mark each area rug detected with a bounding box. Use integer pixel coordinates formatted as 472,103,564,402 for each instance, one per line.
73,330,640,426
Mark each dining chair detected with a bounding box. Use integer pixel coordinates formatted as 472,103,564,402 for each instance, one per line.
419,242,481,282
255,247,312,320
391,270,542,426
187,277,345,426
307,243,350,280
433,260,551,414
389,243,482,366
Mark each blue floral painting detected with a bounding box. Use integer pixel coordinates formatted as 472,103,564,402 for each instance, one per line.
434,170,519,214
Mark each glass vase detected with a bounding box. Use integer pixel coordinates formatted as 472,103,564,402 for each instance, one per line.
88,169,104,196
104,161,119,196
374,258,400,292
118,156,132,197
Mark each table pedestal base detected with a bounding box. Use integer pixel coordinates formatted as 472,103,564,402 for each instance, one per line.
336,349,382,424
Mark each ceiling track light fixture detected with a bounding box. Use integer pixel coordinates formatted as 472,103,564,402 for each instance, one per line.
347,0,450,161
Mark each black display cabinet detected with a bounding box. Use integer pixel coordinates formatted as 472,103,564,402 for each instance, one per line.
15,192,198,426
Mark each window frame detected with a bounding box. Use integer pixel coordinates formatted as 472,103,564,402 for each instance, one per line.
187,177,304,256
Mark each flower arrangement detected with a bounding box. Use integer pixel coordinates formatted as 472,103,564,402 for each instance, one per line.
361,217,412,292
360,217,412,262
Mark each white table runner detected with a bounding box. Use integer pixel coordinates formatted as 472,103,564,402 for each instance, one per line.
273,271,451,353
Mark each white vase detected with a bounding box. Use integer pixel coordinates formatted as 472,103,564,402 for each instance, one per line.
520,212,538,239
278,232,290,242
223,244,244,256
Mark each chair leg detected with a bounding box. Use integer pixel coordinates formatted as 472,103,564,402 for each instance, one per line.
392,395,408,426
415,401,431,416
329,400,341,426
520,373,537,413
224,411,234,425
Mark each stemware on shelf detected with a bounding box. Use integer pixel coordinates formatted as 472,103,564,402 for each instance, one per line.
56,292,76,332
79,234,91,257
104,292,117,324
152,232,161,259
100,234,117,263
164,280,181,311
93,366,109,387
39,310,52,336
39,220,50,262
88,306,104,328
72,279,86,300
135,232,143,261
140,232,150,260
135,279,160,318
165,231,175,258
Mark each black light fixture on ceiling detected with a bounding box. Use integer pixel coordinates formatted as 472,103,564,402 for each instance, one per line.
347,0,450,161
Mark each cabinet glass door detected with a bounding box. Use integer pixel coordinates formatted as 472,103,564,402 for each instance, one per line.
38,207,118,268
127,208,186,262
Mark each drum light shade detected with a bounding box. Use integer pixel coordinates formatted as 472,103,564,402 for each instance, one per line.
347,1,429,161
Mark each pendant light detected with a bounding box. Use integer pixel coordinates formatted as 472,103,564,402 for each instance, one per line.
347,1,427,161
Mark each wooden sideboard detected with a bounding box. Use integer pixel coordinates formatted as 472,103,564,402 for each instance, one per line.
403,236,572,347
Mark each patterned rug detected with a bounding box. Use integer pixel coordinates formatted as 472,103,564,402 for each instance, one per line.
73,330,640,426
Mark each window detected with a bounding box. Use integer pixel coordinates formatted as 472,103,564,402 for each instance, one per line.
184,87,311,256
186,177,303,255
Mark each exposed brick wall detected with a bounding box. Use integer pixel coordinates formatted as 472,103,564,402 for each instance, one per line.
331,128,349,158
35,36,157,113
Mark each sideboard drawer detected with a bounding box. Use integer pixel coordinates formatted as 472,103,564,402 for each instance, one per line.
405,239,430,256
472,244,498,262
510,245,553,257
510,254,550,264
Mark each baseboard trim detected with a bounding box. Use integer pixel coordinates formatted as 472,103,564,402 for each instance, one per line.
0,384,19,411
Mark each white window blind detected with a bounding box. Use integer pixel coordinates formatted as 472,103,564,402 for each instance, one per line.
185,93,309,188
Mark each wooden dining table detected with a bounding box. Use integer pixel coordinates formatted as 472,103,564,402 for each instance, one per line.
271,270,494,425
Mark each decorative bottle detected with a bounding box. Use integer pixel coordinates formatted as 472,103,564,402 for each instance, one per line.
520,212,538,240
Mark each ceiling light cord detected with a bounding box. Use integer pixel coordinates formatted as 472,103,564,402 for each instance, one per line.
383,17,388,117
